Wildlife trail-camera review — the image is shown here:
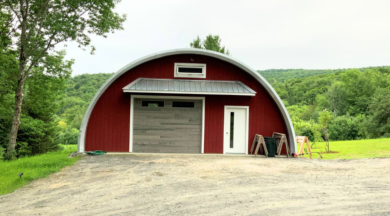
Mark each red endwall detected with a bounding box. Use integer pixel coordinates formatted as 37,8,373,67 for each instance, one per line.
85,54,289,154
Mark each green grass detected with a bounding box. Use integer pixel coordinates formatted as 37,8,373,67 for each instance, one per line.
0,145,80,195
299,138,390,159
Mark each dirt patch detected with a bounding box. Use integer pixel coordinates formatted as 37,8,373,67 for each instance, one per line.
1,154,390,215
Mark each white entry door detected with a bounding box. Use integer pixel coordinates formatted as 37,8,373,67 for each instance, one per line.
224,106,248,154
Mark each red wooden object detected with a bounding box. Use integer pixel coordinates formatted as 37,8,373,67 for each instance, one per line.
85,54,289,154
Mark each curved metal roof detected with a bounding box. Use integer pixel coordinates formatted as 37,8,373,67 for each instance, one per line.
77,48,297,153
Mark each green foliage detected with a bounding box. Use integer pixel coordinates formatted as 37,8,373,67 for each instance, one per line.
259,68,340,83
318,109,332,129
0,145,79,195
3,150,17,161
57,128,79,145
268,66,390,141
58,73,113,131
369,88,390,137
2,0,126,61
17,114,61,155
259,66,390,83
318,109,332,152
0,146,4,160
270,74,335,107
190,36,202,49
190,35,230,55
0,52,71,158
0,0,126,159
326,81,349,115
328,115,359,140
0,72,114,148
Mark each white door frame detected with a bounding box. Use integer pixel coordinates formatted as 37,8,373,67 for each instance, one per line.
130,95,205,153
223,106,249,154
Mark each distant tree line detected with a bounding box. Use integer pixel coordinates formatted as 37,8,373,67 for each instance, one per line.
258,66,390,83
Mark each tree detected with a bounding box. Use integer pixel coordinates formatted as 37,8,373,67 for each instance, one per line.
318,109,332,152
368,88,390,137
1,0,126,159
190,34,230,55
339,69,381,116
326,81,348,116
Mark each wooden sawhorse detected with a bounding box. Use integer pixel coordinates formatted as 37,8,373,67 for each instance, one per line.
296,136,312,159
250,134,268,157
272,132,290,158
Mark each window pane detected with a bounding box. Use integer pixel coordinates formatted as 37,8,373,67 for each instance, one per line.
178,67,203,73
172,101,195,108
142,101,164,107
230,112,234,148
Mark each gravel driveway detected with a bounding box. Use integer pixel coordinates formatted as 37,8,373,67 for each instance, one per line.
1,154,390,215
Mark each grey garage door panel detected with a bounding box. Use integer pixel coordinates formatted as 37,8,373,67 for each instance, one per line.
133,98,202,153
134,130,201,136
133,145,201,153
134,141,201,146
134,119,202,125
133,125,202,130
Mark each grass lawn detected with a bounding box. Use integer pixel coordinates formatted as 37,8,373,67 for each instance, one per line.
299,138,390,159
0,145,80,195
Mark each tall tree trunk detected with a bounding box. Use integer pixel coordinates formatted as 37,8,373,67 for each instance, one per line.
7,69,26,159
5,1,28,160
324,129,330,153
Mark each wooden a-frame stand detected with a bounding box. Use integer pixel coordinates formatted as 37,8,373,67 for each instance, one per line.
296,136,312,159
272,132,290,158
250,134,268,157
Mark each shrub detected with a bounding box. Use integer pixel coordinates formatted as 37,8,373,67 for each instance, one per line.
57,128,79,145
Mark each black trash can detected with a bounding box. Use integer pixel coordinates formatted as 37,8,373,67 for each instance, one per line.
264,137,277,157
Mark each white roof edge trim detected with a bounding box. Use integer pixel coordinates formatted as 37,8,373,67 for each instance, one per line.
77,48,296,154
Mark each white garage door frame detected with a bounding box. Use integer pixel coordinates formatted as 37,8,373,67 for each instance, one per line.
130,95,206,153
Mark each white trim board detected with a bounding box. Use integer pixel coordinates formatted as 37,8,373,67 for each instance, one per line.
223,106,249,155
130,95,205,153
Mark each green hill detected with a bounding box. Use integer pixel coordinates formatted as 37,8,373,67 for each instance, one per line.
258,66,390,83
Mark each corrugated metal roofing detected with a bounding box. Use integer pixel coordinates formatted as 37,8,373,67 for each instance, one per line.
122,78,256,96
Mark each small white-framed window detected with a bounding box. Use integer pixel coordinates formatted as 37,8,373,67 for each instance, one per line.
174,63,206,78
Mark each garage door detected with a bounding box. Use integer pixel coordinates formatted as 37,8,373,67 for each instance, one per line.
133,98,202,153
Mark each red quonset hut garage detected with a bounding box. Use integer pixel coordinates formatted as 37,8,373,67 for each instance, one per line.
77,49,297,155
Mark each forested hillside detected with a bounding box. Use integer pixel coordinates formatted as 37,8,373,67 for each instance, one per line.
54,66,390,145
258,66,390,83
270,67,390,142
258,69,340,82
56,73,113,144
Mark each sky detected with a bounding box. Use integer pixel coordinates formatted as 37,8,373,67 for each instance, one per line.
64,0,390,75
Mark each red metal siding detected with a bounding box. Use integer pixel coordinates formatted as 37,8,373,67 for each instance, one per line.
85,54,289,154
